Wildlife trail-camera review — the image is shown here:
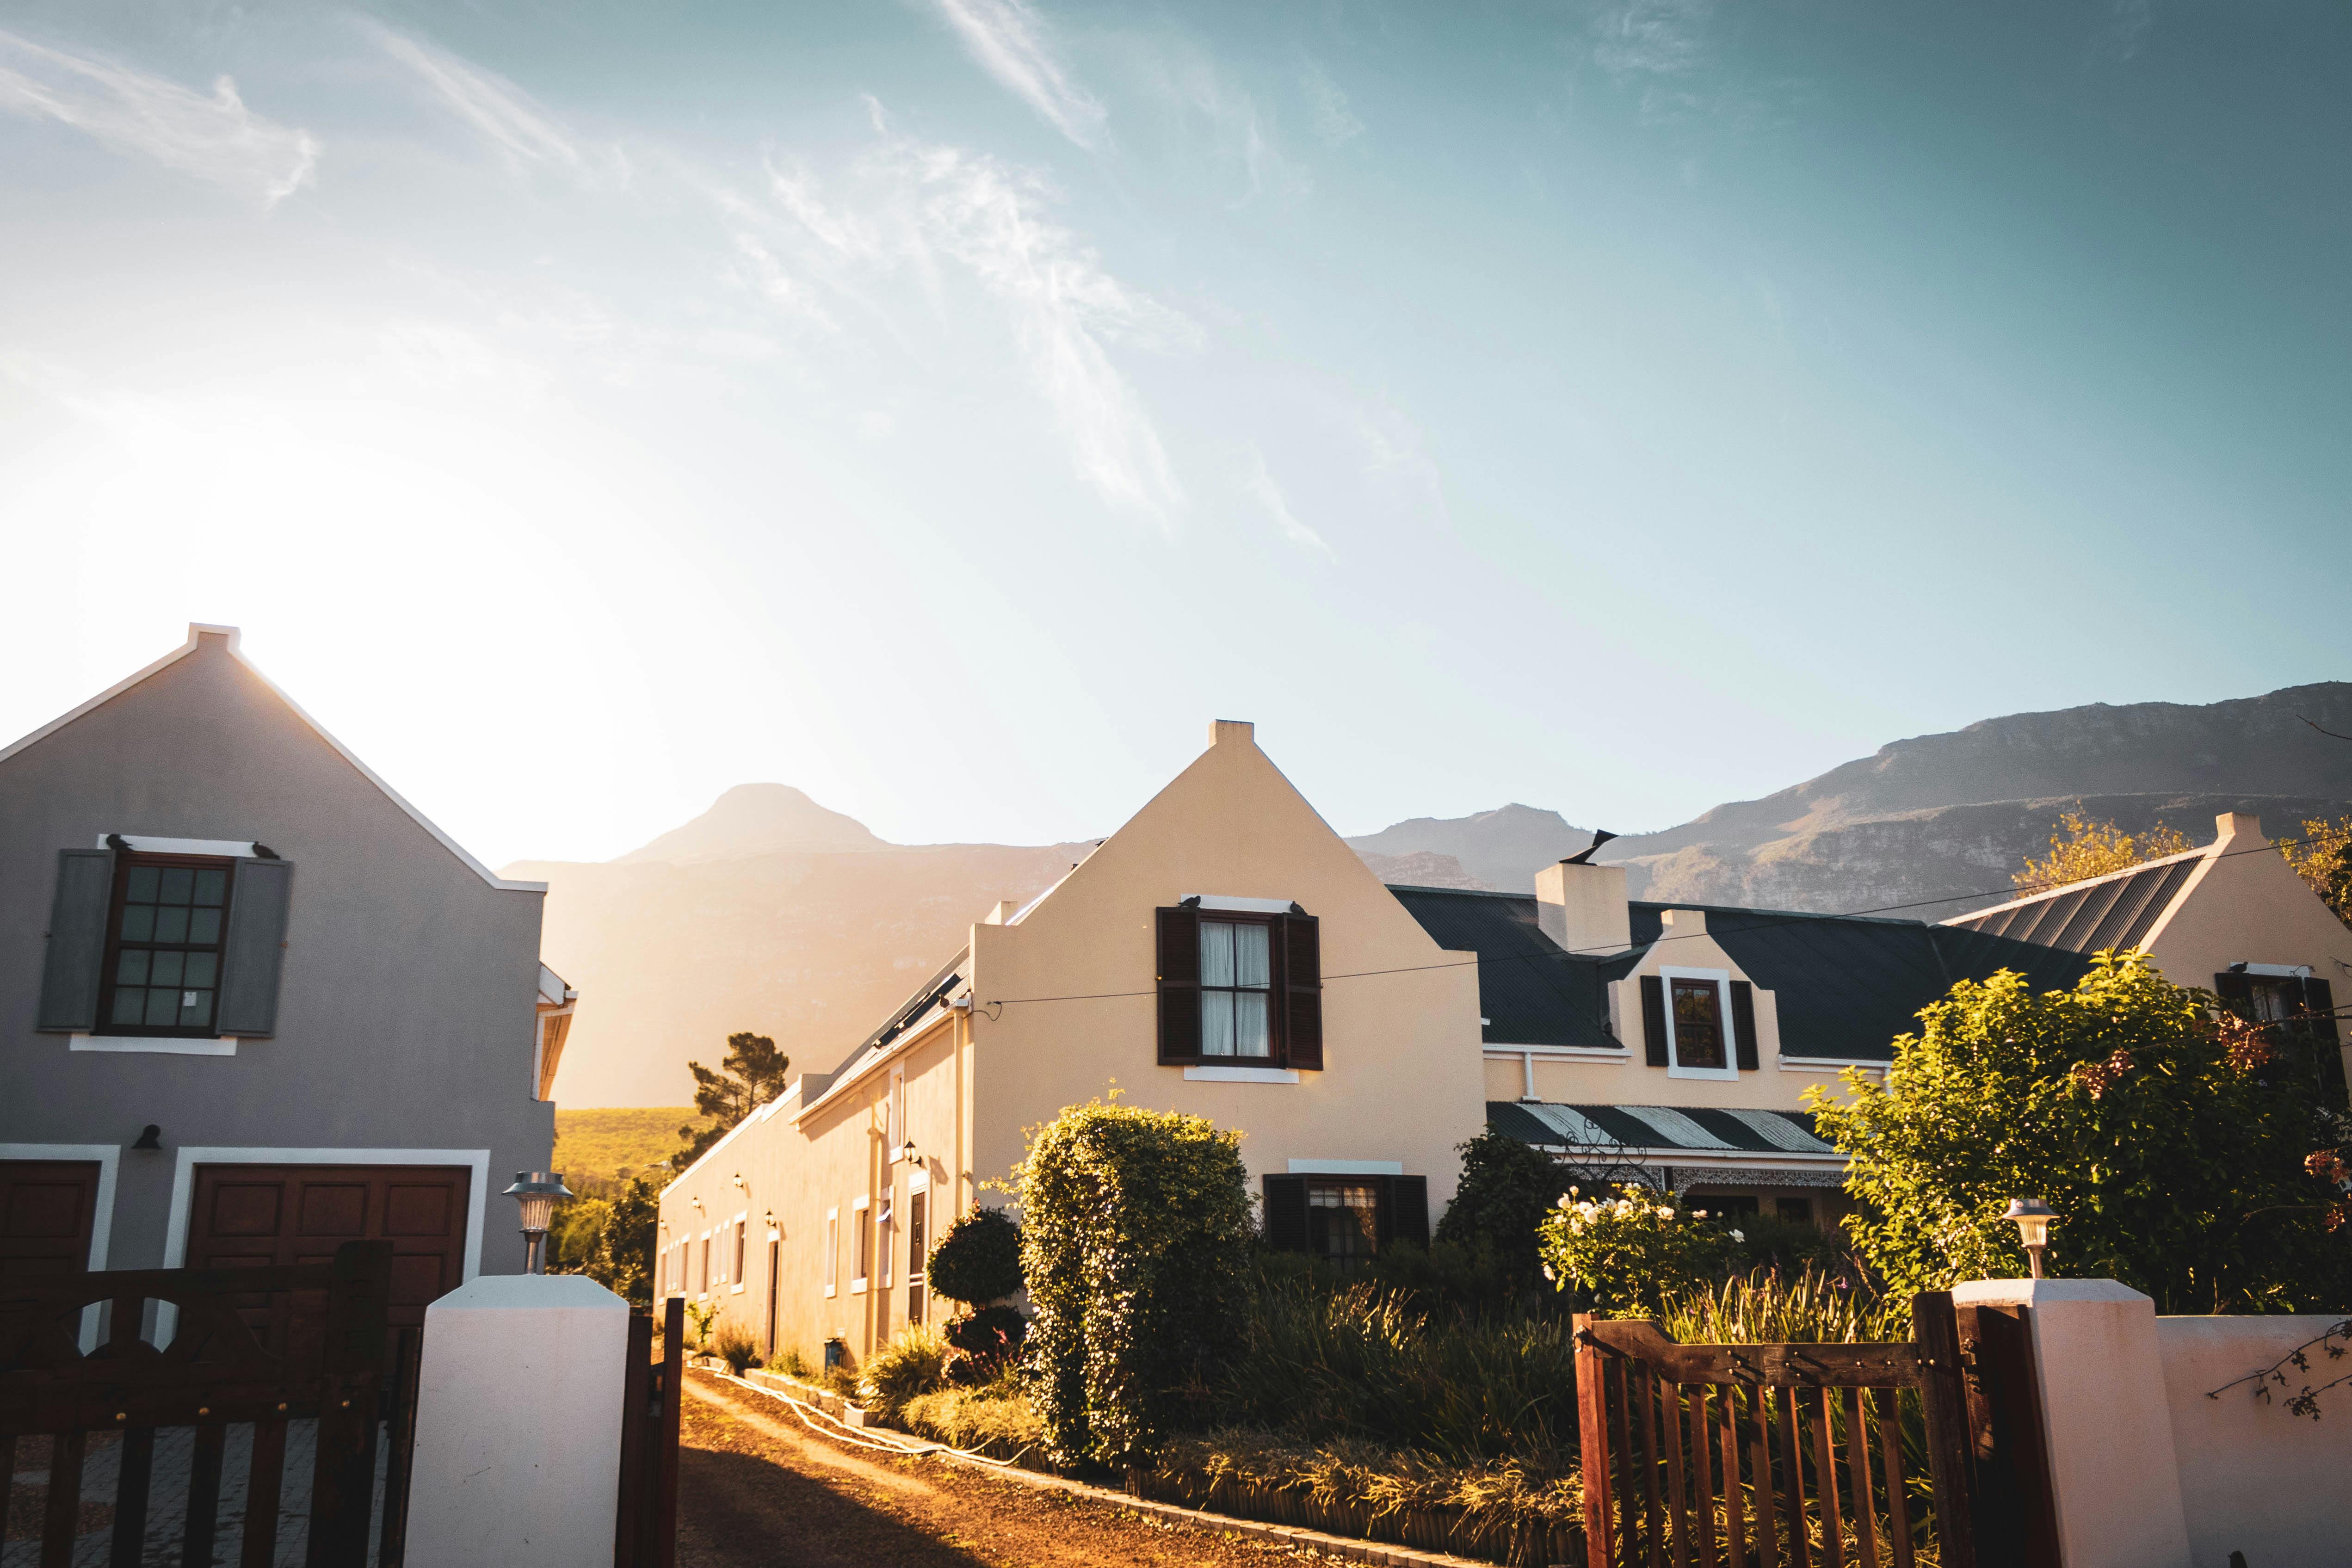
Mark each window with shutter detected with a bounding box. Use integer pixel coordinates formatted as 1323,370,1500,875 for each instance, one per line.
97,853,236,1037
1640,975,1668,1068
1263,1174,1308,1252
1156,905,1203,1064
216,856,293,1037
1386,1175,1430,1249
1281,912,1323,1070
1730,981,1759,1071
36,849,114,1033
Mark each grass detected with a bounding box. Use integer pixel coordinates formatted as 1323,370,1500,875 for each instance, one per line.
551,1106,708,1190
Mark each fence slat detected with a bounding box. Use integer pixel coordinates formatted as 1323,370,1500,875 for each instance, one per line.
182,1421,226,1568
1691,1384,1716,1568
1812,1387,1845,1568
1909,1294,1976,1568
1664,1380,1692,1568
1876,1389,1914,1568
379,1326,422,1568
1611,1358,1639,1566
1636,1364,1666,1568
241,1415,289,1568
1574,1319,1614,1568
1844,1389,1879,1568
1750,1385,1781,1568
1779,1382,1812,1568
110,1426,157,1568
41,1429,86,1568
655,1296,684,1568
1719,1385,1747,1568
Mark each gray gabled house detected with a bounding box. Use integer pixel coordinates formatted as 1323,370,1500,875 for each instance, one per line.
1,625,571,1332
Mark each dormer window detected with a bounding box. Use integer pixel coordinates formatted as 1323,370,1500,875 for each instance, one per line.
1639,967,1758,1079
1669,978,1727,1070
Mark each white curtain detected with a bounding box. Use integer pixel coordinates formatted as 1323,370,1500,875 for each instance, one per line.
1201,920,1272,1057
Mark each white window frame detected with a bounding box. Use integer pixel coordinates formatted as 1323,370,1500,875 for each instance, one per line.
1658,967,1740,1081
824,1206,840,1297
850,1195,871,1295
729,1211,749,1295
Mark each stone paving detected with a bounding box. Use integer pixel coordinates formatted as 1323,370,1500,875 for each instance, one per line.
4,1421,392,1568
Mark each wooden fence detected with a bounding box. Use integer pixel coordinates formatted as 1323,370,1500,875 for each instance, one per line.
613,1296,684,1568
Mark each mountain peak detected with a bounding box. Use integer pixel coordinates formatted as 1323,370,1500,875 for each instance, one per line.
614,783,890,864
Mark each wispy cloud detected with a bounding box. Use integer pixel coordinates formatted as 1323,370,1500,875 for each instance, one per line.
1244,450,1333,556
1301,62,1364,147
1585,0,1715,80
932,0,1106,149
364,22,586,177
0,29,317,204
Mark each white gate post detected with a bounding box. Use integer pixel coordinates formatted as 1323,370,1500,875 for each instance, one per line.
1953,1277,2192,1568
403,1273,631,1566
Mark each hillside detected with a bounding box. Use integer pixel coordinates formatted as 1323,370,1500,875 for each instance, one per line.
551,1106,705,1191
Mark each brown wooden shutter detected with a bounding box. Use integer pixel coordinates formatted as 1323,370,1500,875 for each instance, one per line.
1263,1175,1308,1251
2299,978,2338,1047
1640,975,1668,1067
1383,1175,1430,1249
1156,905,1202,1064
218,857,295,1037
36,848,115,1033
1730,981,1759,1071
2213,971,2253,1012
1281,912,1323,1071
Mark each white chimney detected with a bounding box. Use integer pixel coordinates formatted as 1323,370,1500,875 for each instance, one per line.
1534,859,1631,956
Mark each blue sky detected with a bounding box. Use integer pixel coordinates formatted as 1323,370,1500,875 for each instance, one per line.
1,1,2345,866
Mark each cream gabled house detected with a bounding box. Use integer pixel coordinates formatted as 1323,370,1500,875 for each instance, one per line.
1946,812,2352,1100
657,722,1484,1367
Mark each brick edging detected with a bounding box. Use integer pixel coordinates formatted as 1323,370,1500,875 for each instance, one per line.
699,1364,1496,1568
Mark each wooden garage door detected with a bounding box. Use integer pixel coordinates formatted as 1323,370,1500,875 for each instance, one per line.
186,1164,470,1361
0,1161,102,1281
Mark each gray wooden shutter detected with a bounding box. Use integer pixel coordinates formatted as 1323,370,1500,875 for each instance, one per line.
1641,975,1668,1067
1156,905,1201,1064
1263,1174,1308,1251
1730,981,1759,1071
36,848,115,1032
217,858,294,1037
1383,1175,1430,1250
1281,912,1323,1071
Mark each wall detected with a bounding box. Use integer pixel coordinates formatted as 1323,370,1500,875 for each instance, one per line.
2156,1314,2352,1568
0,630,555,1276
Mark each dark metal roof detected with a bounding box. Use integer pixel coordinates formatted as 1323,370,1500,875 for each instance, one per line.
1941,854,2200,953
1485,1101,1837,1157
1389,883,2093,1063
1384,886,1628,1048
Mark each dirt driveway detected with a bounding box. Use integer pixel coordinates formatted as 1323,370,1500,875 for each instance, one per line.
676,1370,1321,1568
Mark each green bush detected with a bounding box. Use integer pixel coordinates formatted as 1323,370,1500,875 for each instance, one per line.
1537,1186,1734,1316
1431,1131,1571,1290
943,1303,1028,1384
772,1345,812,1379
1811,953,2352,1312
858,1323,948,1420
900,1381,1046,1460
1015,1099,1254,1469
714,1321,760,1375
928,1206,1024,1305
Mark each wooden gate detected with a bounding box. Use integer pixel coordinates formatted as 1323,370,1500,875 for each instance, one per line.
0,1238,400,1568
1573,1292,1979,1568
613,1295,684,1568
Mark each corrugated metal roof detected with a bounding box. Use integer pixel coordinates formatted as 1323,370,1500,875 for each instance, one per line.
1945,854,2199,954
1486,1101,1841,1158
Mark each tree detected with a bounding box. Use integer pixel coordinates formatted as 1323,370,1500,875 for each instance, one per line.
2281,816,2352,930
1432,1130,1570,1286
1015,1099,1253,1470
2014,808,2193,893
673,1031,790,1168
1809,953,2352,1314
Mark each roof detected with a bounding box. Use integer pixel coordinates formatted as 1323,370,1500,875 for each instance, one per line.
1385,886,1636,1049
1487,1100,1836,1157
0,625,543,894
1387,884,2093,1062
1938,851,2203,953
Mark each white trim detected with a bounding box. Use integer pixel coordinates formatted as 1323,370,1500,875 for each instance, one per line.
0,1143,120,1352
1485,1043,1632,1059
71,1035,237,1056
1658,967,1740,1081
1184,894,1295,913
907,1168,929,1194
2241,963,2314,978
93,835,266,858
824,1206,839,1297
1183,1065,1299,1084
850,1277,868,1295
158,1145,490,1342
1778,1056,1889,1074
0,625,540,894
1286,1158,1404,1175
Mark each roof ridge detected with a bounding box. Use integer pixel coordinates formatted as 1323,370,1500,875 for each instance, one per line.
1941,842,2210,925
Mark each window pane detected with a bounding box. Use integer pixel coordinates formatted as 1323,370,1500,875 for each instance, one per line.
187,907,222,945
1671,979,1728,1069
116,950,150,986
144,990,180,1026
120,904,155,941
158,868,195,905
184,952,218,988
153,906,190,944
1234,992,1271,1057
180,990,214,1028
150,951,185,987
125,865,160,902
1234,922,1270,988
1202,991,1236,1056
112,988,147,1026
192,868,227,906
1201,920,1237,987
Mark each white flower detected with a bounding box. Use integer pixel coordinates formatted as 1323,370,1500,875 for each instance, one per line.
1568,1186,1581,1198
1557,1193,1574,1209
1731,1229,1746,1242
1655,1206,1674,1220
1693,1210,1708,1219
1542,1265,1556,1282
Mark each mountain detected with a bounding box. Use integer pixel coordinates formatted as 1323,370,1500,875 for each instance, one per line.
1349,682,2352,915
511,788,1093,1107
1345,804,1593,890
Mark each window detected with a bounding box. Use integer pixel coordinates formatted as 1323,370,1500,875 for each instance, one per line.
824,1208,839,1296
1155,904,1323,1070
1777,1197,1815,1225
100,856,234,1036
1670,979,1728,1070
852,1197,871,1293
698,1235,710,1295
766,1238,780,1352
1645,968,1742,1080
732,1219,748,1292
907,1191,928,1326
1307,1181,1379,1270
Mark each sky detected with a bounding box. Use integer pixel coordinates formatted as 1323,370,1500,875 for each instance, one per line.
1,0,2346,868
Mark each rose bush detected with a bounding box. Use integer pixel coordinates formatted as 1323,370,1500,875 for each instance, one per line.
1535,1187,1738,1317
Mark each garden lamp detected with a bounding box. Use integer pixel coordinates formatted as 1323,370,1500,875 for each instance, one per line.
2003,1198,2056,1278
504,1171,574,1275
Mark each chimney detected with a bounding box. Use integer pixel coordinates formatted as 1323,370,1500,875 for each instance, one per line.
1211,719,1255,747
983,900,1021,925
1534,859,1631,956
2212,812,2265,846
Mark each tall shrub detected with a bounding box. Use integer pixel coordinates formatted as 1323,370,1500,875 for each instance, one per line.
1014,1099,1253,1469
1431,1130,1570,1290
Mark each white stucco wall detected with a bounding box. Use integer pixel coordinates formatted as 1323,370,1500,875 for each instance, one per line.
405,1273,631,1567
2156,1314,2352,1568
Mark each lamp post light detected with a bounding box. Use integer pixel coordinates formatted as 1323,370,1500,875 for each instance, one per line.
899,1138,919,1167
2003,1198,2056,1279
504,1171,574,1275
